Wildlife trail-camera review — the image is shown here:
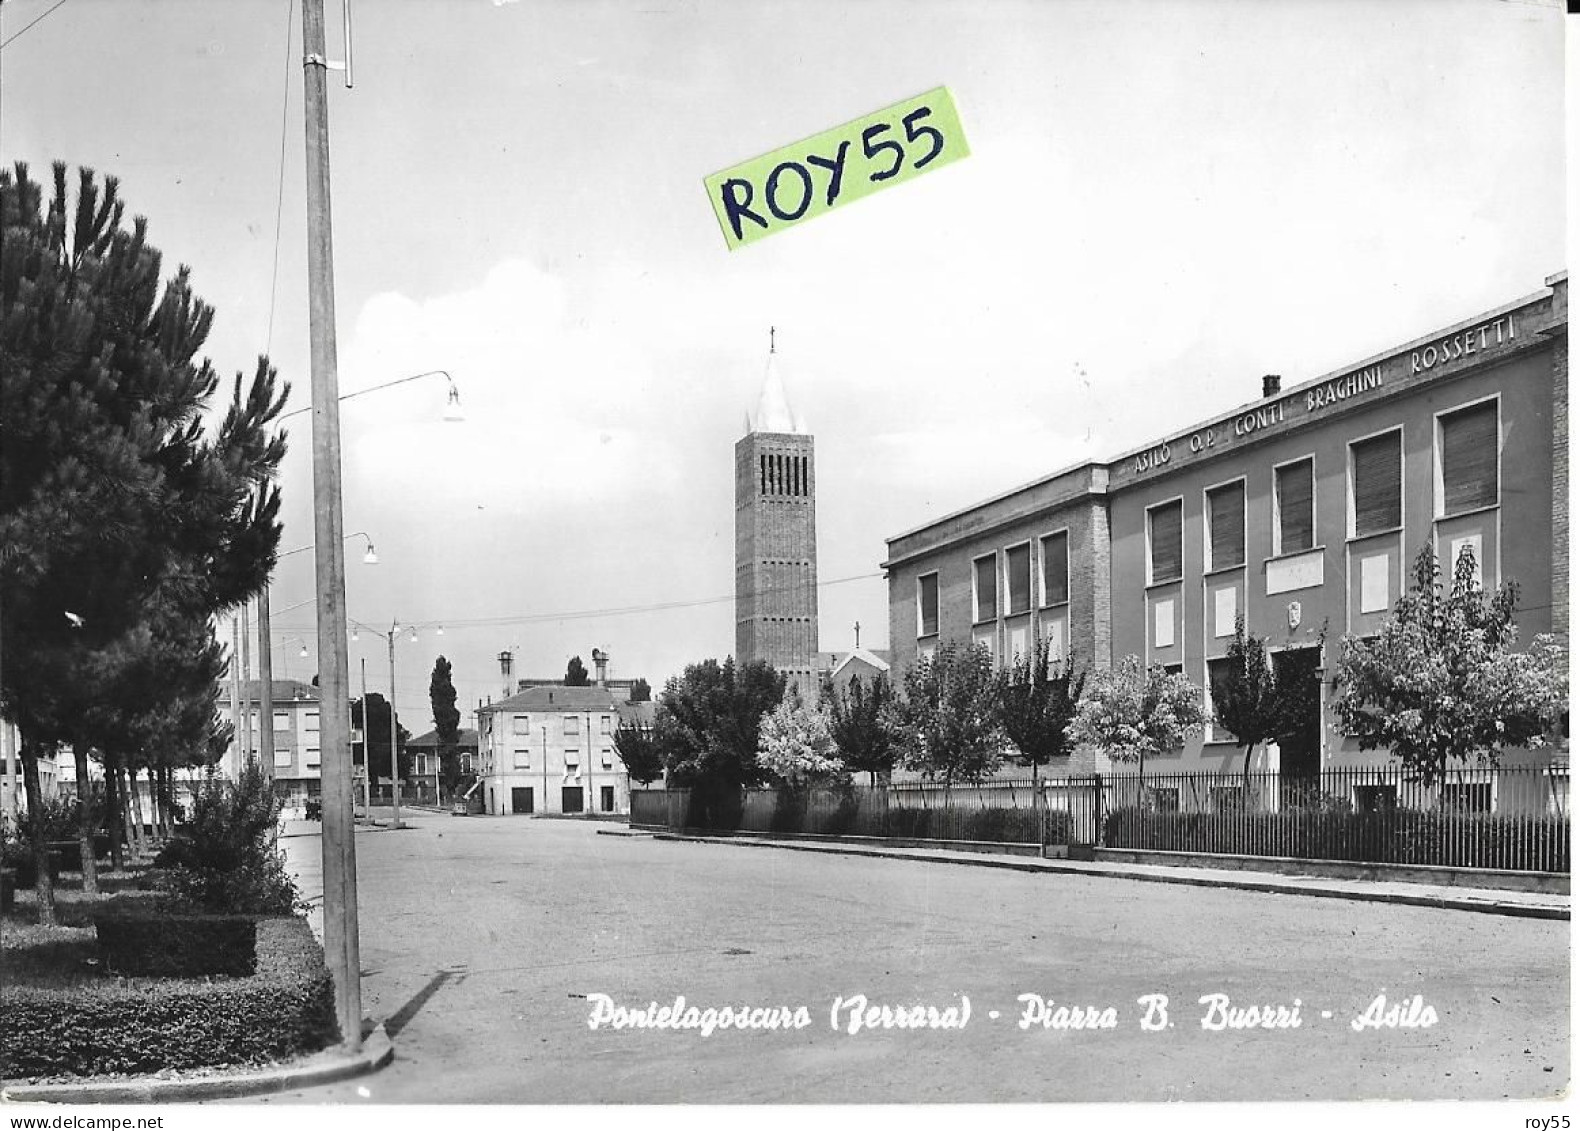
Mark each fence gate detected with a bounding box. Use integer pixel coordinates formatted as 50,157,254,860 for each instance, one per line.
1042,775,1103,856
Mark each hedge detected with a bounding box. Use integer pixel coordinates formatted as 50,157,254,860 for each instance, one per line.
0,916,338,1080
95,912,258,977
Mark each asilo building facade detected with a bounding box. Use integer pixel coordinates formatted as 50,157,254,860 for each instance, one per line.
884,272,1567,779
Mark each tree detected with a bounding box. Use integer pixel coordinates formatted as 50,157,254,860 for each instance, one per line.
1332,544,1567,785
995,636,1085,785
1070,655,1208,778
352,693,412,784
885,643,1005,785
613,716,680,786
565,655,590,686
628,677,652,703
654,657,784,829
657,657,784,789
428,656,463,795
821,674,897,785
757,693,843,786
0,164,286,919
1209,616,1308,790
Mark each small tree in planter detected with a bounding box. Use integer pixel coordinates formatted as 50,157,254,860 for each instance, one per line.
1070,655,1208,789
1332,544,1568,786
885,642,1006,785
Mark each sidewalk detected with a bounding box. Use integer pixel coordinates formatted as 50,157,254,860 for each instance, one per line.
628,829,1570,920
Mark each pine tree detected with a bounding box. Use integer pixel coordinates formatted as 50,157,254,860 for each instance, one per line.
1,164,286,918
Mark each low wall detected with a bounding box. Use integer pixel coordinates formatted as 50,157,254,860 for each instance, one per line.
1094,847,1569,894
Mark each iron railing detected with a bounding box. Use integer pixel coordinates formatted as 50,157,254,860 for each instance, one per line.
630,761,1568,873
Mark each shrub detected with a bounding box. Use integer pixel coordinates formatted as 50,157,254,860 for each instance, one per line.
94,913,258,977
15,794,107,844
153,765,301,915
0,917,338,1079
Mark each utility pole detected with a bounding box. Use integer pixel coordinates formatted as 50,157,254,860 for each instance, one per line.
241,603,254,764
230,615,243,776
258,590,275,789
302,0,362,1051
388,624,402,831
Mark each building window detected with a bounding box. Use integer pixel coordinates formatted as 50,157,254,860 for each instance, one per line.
564,715,580,736
1004,543,1031,617
1275,459,1314,555
1351,431,1402,537
1147,500,1183,584
601,748,614,768
305,748,321,768
1440,400,1498,515
917,573,939,637
565,750,580,767
600,715,611,735
273,711,290,731
1206,481,1245,571
512,715,529,735
1354,784,1397,814
305,711,320,733
512,749,531,770
1040,531,1069,606
973,554,998,622
1207,656,1237,742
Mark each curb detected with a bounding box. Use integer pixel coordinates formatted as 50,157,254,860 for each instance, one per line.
650,833,1570,921
1,1024,394,1104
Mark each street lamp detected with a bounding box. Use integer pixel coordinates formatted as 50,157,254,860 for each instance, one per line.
350,617,444,832
278,370,464,424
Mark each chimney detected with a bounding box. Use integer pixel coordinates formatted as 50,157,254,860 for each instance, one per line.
592,648,608,687
497,650,514,698
1262,373,1282,398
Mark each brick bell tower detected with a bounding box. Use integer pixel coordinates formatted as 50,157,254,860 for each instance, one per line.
735,329,819,702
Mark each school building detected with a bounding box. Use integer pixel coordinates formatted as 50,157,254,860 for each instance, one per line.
883,271,1567,778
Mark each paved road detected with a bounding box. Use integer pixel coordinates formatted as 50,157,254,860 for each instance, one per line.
261,814,1568,1104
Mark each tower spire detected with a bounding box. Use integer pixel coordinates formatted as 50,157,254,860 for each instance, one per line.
770,325,776,354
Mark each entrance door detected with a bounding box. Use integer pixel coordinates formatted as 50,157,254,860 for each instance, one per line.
561,786,584,814
1272,647,1322,780
600,785,615,813
511,787,534,814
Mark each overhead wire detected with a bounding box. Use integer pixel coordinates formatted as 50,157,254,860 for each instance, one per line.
0,0,70,51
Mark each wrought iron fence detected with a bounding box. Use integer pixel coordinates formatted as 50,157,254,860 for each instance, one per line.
1100,764,1569,873
630,762,1568,873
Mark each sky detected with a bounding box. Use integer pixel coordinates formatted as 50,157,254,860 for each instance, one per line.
0,0,1566,736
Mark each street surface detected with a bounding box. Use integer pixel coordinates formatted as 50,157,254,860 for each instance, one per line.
261,813,1568,1103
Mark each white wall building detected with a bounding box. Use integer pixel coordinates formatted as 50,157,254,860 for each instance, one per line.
477,686,632,816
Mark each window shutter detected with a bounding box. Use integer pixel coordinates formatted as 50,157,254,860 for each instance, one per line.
1041,532,1069,605
1276,461,1314,553
1005,544,1031,615
1441,402,1497,514
1352,433,1402,536
1149,502,1183,583
1207,482,1245,570
974,556,998,621
918,575,939,637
